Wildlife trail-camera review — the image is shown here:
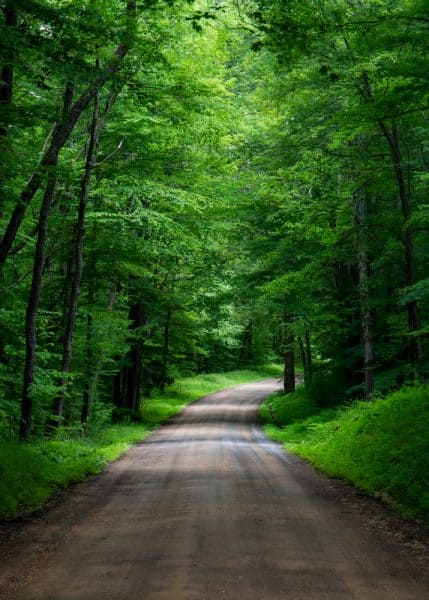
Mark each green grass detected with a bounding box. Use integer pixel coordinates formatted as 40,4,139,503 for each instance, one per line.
0,425,152,519
261,384,429,522
259,385,318,426
142,365,282,425
0,365,281,520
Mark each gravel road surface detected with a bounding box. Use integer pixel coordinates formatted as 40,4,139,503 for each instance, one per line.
1,379,428,599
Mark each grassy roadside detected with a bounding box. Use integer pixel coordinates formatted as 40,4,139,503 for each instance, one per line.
261,384,429,523
0,365,281,520
140,365,282,425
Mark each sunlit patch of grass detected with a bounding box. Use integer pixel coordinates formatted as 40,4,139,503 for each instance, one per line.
142,364,282,425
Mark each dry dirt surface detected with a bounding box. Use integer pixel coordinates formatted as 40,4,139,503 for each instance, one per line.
1,379,428,599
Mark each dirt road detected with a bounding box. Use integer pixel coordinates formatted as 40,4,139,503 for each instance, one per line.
1,379,428,599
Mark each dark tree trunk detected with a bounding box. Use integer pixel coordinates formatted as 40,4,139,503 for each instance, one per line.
283,310,295,394
129,300,145,416
305,331,312,381
81,279,95,424
0,1,17,137
0,0,137,266
379,121,422,369
52,90,100,427
0,0,16,347
125,344,142,416
89,284,118,406
160,308,172,393
113,300,144,419
113,364,125,409
239,320,253,364
298,335,308,385
20,169,57,439
355,74,422,373
354,193,374,398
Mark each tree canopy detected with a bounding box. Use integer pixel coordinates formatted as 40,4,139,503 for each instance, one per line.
1,0,428,439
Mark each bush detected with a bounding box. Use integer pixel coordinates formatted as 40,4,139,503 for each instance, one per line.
308,369,350,407
260,385,318,426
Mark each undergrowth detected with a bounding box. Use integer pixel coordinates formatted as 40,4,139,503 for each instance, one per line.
0,365,280,520
261,384,429,522
259,385,318,425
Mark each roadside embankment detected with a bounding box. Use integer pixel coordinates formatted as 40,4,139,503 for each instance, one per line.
261,384,429,522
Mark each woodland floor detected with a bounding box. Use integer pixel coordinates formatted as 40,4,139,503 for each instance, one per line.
0,379,428,599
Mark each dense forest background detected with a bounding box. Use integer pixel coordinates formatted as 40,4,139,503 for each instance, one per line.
1,0,428,441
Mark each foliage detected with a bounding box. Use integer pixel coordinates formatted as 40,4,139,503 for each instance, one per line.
260,386,318,426
0,1,279,438
235,0,429,399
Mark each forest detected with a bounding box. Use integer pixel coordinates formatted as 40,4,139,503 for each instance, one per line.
0,0,428,523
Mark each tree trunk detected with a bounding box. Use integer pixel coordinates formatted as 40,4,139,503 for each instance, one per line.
160,308,172,393
125,345,142,416
239,319,253,364
81,278,95,424
354,192,374,398
355,73,422,372
305,331,312,381
52,89,100,427
113,364,125,409
0,0,137,266
0,1,17,138
128,301,145,417
89,284,118,410
283,310,295,394
113,299,144,419
20,169,57,439
379,120,422,369
298,335,309,386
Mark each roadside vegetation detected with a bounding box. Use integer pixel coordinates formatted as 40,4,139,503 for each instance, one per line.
261,384,429,523
0,366,280,520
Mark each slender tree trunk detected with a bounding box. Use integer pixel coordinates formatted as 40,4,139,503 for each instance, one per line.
0,0,137,266
240,319,253,364
113,364,125,409
160,308,172,393
52,90,100,426
81,278,95,424
90,284,118,406
21,85,76,438
304,331,312,381
0,0,16,350
113,299,144,418
283,310,295,394
0,0,17,235
0,1,17,138
127,301,145,417
379,121,422,369
298,335,309,386
126,346,142,417
19,170,57,439
355,72,422,371
354,193,374,398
